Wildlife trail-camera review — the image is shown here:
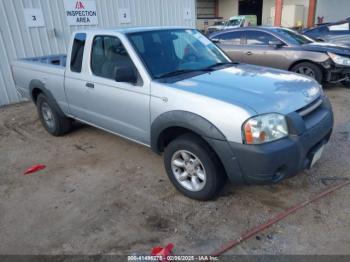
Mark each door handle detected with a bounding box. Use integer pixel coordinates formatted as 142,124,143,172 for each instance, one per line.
86,82,94,88
246,51,253,56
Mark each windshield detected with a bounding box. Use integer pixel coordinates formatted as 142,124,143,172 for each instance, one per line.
128,29,230,79
214,21,225,26
272,28,314,45
225,19,242,26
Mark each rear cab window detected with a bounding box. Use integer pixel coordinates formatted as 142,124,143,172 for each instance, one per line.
70,33,86,73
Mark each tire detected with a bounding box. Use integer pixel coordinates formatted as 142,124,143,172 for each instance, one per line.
164,133,226,200
36,93,72,136
291,62,323,84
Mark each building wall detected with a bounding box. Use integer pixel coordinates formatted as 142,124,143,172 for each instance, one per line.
0,0,195,106
197,0,217,18
218,0,238,20
214,0,349,29
316,0,350,23
262,0,308,26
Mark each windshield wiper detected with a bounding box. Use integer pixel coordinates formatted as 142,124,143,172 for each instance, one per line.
155,62,239,79
155,69,205,79
202,62,238,71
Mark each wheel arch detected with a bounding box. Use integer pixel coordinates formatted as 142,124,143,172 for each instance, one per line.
288,60,325,82
29,79,66,117
152,111,246,185
288,59,324,72
151,111,226,154
29,79,45,103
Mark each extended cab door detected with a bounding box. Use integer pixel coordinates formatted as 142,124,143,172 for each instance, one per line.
65,33,90,120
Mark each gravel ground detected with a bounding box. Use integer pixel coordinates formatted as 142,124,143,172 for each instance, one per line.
0,87,349,255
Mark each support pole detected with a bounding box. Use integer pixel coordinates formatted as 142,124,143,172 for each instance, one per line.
307,0,317,28
274,0,283,26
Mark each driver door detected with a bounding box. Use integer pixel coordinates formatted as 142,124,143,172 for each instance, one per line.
83,35,150,144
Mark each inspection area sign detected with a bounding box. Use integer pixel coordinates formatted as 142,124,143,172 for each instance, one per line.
64,0,98,26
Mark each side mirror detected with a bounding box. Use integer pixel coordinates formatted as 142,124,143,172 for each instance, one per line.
115,66,138,84
211,38,221,43
268,40,284,48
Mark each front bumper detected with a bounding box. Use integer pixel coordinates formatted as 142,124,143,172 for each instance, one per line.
323,62,350,83
206,96,334,185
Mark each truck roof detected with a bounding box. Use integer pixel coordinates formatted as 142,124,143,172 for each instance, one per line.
74,26,190,35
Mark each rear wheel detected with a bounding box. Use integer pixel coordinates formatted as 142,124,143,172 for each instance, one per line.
36,94,72,136
291,62,323,83
164,133,226,200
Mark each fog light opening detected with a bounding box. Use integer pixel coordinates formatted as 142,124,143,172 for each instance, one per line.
272,166,287,183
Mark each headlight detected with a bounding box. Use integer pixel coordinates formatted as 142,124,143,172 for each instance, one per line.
328,52,350,66
242,113,289,144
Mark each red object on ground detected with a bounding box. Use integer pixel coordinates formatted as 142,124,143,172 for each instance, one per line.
151,243,174,261
211,179,350,257
24,164,46,175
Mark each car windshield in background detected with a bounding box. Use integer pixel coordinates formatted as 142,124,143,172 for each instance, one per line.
225,19,241,26
214,21,225,26
273,28,314,45
128,29,230,79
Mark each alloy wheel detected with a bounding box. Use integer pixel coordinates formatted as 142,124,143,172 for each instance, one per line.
171,150,206,192
41,102,55,130
296,66,315,78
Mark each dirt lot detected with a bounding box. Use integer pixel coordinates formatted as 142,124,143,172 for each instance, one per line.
0,87,350,255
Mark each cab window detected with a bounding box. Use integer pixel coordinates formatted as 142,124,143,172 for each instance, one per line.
91,35,136,81
70,33,86,73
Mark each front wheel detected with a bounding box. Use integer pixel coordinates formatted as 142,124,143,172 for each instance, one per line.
291,62,323,83
164,134,226,200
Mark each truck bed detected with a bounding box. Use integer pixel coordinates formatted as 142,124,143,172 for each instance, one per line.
20,54,67,67
11,54,68,113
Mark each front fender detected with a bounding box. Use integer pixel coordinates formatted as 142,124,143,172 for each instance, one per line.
151,110,226,153
151,110,245,184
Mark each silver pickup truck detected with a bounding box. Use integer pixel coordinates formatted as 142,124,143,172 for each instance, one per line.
12,27,334,200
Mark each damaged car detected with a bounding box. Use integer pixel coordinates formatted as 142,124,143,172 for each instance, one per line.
209,27,350,87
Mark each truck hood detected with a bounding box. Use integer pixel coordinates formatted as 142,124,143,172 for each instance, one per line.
167,64,322,115
302,42,350,56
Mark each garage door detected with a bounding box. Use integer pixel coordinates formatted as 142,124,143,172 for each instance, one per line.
197,0,216,18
